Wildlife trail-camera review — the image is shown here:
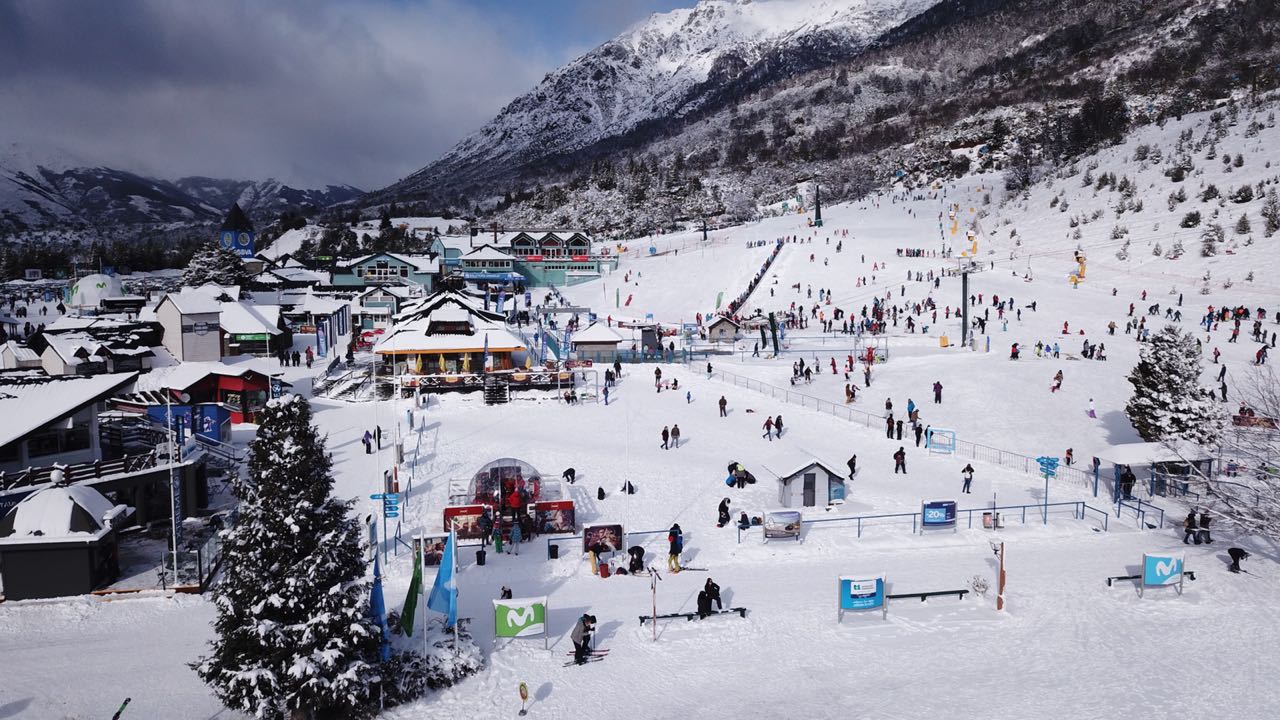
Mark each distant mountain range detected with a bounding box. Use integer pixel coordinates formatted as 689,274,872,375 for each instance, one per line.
0,148,362,232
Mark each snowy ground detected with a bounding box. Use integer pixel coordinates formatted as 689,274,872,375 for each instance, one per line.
4,106,1280,719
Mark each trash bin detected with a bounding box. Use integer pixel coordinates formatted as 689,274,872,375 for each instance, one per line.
476,549,486,566
548,544,559,560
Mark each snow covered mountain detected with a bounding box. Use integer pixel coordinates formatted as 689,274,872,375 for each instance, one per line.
0,145,363,232
378,0,940,200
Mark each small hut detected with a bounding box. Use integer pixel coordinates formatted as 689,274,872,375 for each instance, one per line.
776,459,846,508
0,485,132,599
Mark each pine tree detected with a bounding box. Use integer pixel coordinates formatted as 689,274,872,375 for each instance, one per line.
1262,188,1280,237
183,246,249,289
1125,326,1224,445
194,395,384,720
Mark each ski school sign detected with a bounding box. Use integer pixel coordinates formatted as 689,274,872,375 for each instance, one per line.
493,596,549,649
1141,553,1185,597
838,574,887,621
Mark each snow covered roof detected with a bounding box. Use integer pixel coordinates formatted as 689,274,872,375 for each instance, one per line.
1099,441,1213,466
461,245,513,262
777,458,846,481
158,289,222,315
276,291,347,316
375,325,527,354
394,290,506,325
572,322,623,345
0,371,138,447
219,302,281,335
0,485,127,543
2,341,38,362
707,315,740,328
129,360,279,393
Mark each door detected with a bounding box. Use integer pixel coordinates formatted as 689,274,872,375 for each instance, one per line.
803,473,816,507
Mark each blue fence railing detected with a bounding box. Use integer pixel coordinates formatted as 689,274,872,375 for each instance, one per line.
1116,497,1165,529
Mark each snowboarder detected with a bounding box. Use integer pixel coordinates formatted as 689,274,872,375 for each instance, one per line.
661,425,670,450
717,497,731,527
670,424,681,448
719,395,728,417
961,464,974,494
893,447,907,474
704,578,723,611
933,381,943,404
667,524,683,572
628,546,646,574
763,416,774,441
571,614,597,664
696,589,713,620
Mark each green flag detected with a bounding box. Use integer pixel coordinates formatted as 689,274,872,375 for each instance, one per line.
400,552,422,637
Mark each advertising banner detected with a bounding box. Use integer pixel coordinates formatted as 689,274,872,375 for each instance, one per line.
582,524,624,554
493,597,548,643
1142,553,1185,588
764,511,803,540
838,575,887,621
316,317,329,358
443,504,488,539
420,533,449,567
533,500,576,534
921,500,957,531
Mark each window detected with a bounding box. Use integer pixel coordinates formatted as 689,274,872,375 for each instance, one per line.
400,267,408,277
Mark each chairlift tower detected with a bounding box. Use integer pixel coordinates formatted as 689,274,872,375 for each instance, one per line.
955,257,989,347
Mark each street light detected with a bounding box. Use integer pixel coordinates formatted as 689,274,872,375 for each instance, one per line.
166,389,191,584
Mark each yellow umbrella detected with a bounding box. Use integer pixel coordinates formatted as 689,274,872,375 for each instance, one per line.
413,354,422,374
462,354,471,373
524,354,533,369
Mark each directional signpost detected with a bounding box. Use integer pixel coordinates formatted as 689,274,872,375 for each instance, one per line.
1035,456,1060,525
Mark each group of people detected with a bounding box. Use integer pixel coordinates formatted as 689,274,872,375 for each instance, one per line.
276,345,313,368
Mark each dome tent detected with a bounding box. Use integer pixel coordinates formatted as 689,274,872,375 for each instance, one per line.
68,273,123,310
0,484,128,540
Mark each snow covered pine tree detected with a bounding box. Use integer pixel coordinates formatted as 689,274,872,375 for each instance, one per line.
193,394,426,719
182,245,249,289
1125,325,1225,444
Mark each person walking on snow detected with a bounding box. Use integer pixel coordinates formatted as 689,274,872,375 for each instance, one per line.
961,464,974,493
774,415,784,438
707,362,713,378
933,381,943,404
719,395,728,417
661,426,670,450
1183,512,1200,545
508,519,522,555
893,447,907,474
1051,369,1064,393
717,497,731,527
1087,398,1097,418
762,416,774,441
362,430,372,454
847,454,858,480
671,424,681,448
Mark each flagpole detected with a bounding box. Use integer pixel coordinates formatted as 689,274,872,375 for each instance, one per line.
452,526,459,653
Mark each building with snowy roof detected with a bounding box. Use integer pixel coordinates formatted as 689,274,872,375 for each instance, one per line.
0,484,133,599
330,252,440,290
154,289,222,362
0,371,137,473
570,322,624,361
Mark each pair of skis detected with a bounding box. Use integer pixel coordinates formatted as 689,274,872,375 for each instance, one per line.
563,648,609,667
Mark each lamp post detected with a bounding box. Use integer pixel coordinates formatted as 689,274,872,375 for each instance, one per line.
166,388,191,584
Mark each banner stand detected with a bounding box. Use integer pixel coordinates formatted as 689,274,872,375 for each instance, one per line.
838,574,887,623
1138,553,1185,599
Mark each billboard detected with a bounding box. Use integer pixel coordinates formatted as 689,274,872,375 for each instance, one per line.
764,511,802,540
443,504,488,539
838,575,887,621
493,597,548,645
582,524,624,554
1142,552,1185,595
533,500,576,534
420,533,448,567
921,500,957,531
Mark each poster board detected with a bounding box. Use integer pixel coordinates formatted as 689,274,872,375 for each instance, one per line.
443,504,488,539
921,500,957,533
493,596,549,649
420,533,448,567
838,574,887,621
1140,552,1185,596
582,524,624,554
764,511,802,540
533,500,576,534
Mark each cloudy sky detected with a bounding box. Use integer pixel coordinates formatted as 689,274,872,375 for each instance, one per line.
0,0,686,190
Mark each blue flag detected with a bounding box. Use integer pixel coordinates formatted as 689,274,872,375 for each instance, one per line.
482,333,490,373
370,554,391,661
427,530,458,627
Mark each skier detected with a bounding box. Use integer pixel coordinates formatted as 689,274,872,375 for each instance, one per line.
961,464,974,494
717,497,731,528
1182,511,1199,545
933,380,943,404
846,454,857,480
719,395,728,417
762,416,774,441
671,424,681,449
661,425,670,450
570,614,597,664
893,447,907,474
667,523,683,572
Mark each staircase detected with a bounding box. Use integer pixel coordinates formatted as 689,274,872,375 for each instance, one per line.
483,375,510,405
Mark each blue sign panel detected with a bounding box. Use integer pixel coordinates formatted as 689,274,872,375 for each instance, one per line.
1142,553,1184,586
922,500,957,528
839,576,885,611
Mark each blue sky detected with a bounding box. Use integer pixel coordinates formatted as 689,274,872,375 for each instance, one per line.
0,0,692,188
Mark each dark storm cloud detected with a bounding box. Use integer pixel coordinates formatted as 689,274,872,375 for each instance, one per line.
0,0,571,189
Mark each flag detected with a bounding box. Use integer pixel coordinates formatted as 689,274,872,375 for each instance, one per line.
482,333,491,372
400,545,423,637
370,554,391,661
427,529,458,627
497,289,506,313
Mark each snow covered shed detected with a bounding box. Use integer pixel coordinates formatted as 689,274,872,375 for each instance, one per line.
777,459,846,508
705,316,740,343
0,485,132,600
570,322,623,361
